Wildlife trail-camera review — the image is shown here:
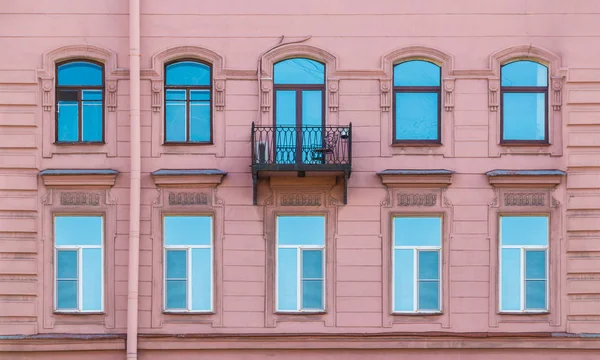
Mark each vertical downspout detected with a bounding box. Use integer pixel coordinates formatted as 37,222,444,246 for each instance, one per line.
126,0,141,359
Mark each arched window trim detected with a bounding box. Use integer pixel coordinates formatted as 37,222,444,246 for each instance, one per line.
487,45,564,157
163,58,213,144
392,59,442,144
380,46,455,157
147,46,226,158
37,44,120,158
55,59,106,143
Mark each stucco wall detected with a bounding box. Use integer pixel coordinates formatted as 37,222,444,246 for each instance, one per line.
0,0,599,353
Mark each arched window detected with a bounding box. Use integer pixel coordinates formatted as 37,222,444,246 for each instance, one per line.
56,61,104,143
500,60,548,143
273,58,325,164
393,60,441,143
164,60,212,143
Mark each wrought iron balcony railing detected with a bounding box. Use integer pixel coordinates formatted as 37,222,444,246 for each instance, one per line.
251,122,352,204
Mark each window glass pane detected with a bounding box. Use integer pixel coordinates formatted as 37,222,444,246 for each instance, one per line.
500,216,548,246
166,61,210,86
57,280,78,309
394,60,441,87
277,248,298,311
525,250,546,279
394,217,441,247
166,89,187,101
418,250,439,280
165,95,187,142
55,216,102,246
58,62,103,86
191,248,211,311
501,248,521,311
525,280,546,310
395,92,439,141
190,99,211,142
302,249,323,279
275,90,297,164
393,249,414,312
57,250,78,279
302,280,323,310
301,91,323,164
277,216,325,246
82,90,103,142
57,100,79,142
503,92,546,141
274,58,324,85
418,281,439,311
190,90,210,101
166,280,187,309
501,61,548,87
164,216,211,246
82,248,102,311
166,250,187,279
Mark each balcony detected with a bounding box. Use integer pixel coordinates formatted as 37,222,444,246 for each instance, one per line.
251,123,352,205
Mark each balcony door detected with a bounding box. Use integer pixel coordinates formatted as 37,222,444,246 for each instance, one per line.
273,58,325,164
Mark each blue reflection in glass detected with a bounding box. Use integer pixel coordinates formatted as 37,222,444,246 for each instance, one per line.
165,89,187,142
164,216,211,246
82,248,102,311
525,280,546,309
418,251,439,280
57,250,78,279
57,280,78,309
274,58,324,85
277,248,297,311
302,90,323,163
302,280,323,309
418,281,439,311
275,90,297,164
58,62,103,86
166,280,187,309
277,216,325,246
394,249,414,312
302,249,323,279
394,60,441,87
166,250,187,279
190,91,211,142
55,216,102,246
191,248,211,311
82,90,103,142
501,216,548,246
526,250,546,279
166,61,210,86
502,61,548,87
57,100,79,142
395,92,439,141
501,248,521,311
394,217,441,247
503,92,546,141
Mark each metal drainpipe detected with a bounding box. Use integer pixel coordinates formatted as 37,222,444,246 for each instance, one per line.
126,0,141,358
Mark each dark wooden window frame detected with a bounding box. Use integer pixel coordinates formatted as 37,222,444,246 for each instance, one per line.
273,64,326,164
500,62,549,145
392,61,442,145
55,60,105,144
164,59,213,145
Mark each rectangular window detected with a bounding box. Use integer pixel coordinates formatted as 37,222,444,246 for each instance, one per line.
500,215,549,312
392,216,442,313
163,215,213,312
54,215,103,312
276,215,325,312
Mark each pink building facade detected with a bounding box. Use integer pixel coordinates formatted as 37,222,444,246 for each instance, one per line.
1,1,600,359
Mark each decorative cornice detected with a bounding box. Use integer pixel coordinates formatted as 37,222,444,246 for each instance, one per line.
39,169,118,188
151,169,227,187
0,334,125,352
377,169,454,188
486,169,566,188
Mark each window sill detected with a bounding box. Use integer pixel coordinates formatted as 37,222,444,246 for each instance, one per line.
499,141,551,147
163,310,215,315
392,311,443,316
275,311,326,315
392,142,442,147
163,142,213,146
54,142,105,146
53,311,105,315
498,311,549,315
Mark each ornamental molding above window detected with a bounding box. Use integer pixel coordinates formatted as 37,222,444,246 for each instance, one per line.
39,169,119,188
485,169,566,189
151,169,227,188
377,169,455,188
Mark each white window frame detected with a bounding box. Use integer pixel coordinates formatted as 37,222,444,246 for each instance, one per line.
499,215,549,313
163,215,214,313
54,215,104,313
275,215,326,313
392,215,442,314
